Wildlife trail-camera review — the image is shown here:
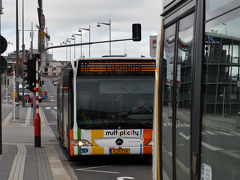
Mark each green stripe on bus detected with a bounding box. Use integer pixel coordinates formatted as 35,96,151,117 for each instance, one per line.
78,128,81,155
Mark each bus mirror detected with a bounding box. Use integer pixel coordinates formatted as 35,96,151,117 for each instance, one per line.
132,24,141,41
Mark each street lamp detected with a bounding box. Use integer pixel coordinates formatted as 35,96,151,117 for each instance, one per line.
78,26,91,57
97,19,111,55
222,23,227,35
74,31,83,58
61,41,68,61
66,38,72,60
70,35,77,59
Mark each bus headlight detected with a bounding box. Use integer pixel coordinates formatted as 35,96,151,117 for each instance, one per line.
72,140,92,146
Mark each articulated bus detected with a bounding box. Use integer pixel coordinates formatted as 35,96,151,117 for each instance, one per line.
57,57,155,158
154,0,240,180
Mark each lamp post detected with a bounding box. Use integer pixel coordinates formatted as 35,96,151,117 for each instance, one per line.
78,26,91,57
74,31,82,58
66,38,71,60
97,19,111,55
222,23,227,35
70,36,76,59
61,41,67,61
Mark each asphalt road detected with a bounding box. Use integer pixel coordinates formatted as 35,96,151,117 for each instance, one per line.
162,108,240,180
41,78,153,180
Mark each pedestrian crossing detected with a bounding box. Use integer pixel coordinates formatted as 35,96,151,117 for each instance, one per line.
163,121,237,136
45,107,57,118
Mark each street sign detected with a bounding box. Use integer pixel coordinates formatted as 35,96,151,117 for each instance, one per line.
0,56,7,74
0,35,7,54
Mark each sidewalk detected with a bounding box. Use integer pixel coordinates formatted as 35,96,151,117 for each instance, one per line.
0,106,76,180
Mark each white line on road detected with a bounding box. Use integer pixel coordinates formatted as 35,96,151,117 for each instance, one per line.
51,110,57,115
178,132,190,140
25,107,31,126
75,169,119,174
213,131,233,136
75,165,119,174
183,123,190,127
2,112,12,127
205,131,217,135
78,165,111,170
45,107,51,110
202,142,223,151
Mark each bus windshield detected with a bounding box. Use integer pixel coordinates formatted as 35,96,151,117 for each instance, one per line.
76,77,154,129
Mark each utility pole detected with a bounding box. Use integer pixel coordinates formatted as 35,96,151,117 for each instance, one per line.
15,0,20,118
21,0,25,107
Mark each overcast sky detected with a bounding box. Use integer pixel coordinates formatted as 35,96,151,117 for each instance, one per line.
1,0,161,61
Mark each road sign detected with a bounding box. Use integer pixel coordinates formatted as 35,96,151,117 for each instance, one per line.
0,35,7,54
0,56,7,74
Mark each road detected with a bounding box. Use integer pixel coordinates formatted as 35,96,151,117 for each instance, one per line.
162,108,240,180
41,78,152,180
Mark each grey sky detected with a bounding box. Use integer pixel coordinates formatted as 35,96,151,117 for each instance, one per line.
1,0,161,60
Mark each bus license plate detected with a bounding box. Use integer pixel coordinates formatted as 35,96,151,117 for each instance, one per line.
111,149,130,154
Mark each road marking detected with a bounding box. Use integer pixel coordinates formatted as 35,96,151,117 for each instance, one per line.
48,122,57,125
75,165,119,174
45,145,71,179
2,112,12,127
183,123,190,127
205,131,217,135
39,108,47,128
45,107,51,110
8,144,27,180
51,110,57,115
213,131,233,136
25,107,31,126
75,169,119,174
179,132,190,140
163,123,167,126
78,165,111,170
202,142,223,151
117,177,135,180
54,107,57,109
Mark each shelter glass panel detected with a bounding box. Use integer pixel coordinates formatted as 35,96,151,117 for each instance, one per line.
162,24,176,180
202,7,240,180
175,13,194,180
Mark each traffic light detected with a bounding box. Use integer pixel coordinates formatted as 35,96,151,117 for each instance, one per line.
0,35,8,75
24,58,36,91
132,24,141,41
